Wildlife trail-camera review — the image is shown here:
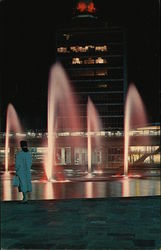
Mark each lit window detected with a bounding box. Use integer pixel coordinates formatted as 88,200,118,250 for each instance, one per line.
70,45,95,53
71,70,94,77
79,47,87,52
57,132,70,136
95,57,107,64
15,133,26,137
98,84,108,88
57,47,68,53
72,58,83,64
70,46,86,52
37,147,48,153
96,69,108,76
63,33,71,40
88,45,95,50
70,46,77,52
95,45,107,52
84,58,95,64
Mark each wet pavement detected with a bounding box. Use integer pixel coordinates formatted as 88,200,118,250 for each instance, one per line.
1,171,161,249
1,196,161,249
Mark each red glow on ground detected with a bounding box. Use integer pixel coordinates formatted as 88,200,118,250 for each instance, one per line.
54,166,66,182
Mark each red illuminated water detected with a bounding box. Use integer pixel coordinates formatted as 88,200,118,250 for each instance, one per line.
87,97,102,175
44,63,82,180
1,173,160,201
5,103,23,171
124,83,149,176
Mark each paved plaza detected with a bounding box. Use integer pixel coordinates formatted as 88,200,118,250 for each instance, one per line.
1,196,161,249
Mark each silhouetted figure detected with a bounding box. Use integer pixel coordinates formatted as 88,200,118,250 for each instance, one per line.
15,140,32,203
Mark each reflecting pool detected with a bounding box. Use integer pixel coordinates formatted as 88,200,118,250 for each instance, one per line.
1,171,160,201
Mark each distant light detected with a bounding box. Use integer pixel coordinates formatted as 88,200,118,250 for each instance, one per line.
87,2,96,13
15,133,26,137
77,2,87,12
77,1,96,14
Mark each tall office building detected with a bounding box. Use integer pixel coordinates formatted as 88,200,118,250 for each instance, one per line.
55,0,127,132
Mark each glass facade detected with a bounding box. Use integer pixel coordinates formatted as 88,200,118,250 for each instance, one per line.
56,18,127,131
0,125,160,169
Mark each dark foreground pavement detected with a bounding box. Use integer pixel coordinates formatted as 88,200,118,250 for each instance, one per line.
1,196,161,250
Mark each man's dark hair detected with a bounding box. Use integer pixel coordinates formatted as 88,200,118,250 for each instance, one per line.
20,140,29,152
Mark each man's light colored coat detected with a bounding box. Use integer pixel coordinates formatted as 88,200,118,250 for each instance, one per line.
16,151,32,192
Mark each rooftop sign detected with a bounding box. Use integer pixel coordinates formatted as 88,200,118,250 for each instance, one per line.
76,1,96,14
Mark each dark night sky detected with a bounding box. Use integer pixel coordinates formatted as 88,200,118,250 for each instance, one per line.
1,0,160,131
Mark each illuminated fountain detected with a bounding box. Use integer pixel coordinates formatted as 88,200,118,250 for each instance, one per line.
5,103,23,172
124,83,149,176
87,97,102,177
44,63,82,181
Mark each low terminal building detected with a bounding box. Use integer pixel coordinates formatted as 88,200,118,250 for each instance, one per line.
0,124,160,173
